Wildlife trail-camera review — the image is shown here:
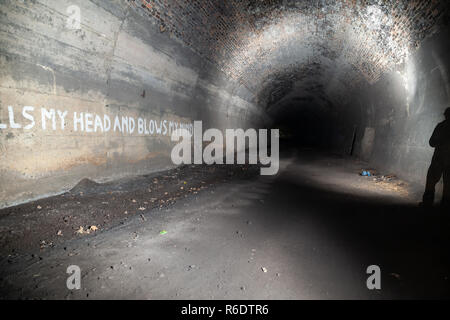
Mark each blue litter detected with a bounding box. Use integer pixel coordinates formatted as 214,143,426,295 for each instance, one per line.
360,170,372,177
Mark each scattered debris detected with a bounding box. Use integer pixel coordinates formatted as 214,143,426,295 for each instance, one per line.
39,240,53,249
76,225,98,235
76,226,86,234
187,265,196,271
390,273,401,279
376,174,397,182
360,169,377,177
0,159,261,255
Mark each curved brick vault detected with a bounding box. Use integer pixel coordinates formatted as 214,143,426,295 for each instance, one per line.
130,0,448,112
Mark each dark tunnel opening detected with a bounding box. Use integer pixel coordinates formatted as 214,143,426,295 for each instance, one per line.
269,97,335,149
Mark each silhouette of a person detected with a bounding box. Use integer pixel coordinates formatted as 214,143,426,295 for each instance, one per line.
422,107,450,208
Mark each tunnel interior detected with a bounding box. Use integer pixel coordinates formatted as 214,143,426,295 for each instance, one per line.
1,0,450,300
1,0,450,205
128,0,450,172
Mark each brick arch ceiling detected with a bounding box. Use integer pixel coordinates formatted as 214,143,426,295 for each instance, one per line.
129,0,447,110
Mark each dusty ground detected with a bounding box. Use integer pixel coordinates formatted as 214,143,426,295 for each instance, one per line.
0,162,260,255
1,149,449,299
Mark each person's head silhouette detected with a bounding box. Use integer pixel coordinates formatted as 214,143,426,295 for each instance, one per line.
445,107,450,120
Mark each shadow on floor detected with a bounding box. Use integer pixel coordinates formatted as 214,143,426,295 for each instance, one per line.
261,151,450,299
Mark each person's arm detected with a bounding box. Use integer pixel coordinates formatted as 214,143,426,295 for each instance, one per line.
429,123,444,148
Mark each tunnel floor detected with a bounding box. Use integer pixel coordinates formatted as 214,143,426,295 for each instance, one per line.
1,150,450,299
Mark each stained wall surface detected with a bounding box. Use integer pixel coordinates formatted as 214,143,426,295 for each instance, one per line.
0,0,263,208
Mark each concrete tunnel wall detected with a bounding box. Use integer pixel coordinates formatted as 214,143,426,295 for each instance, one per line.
0,0,265,208
340,25,450,186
